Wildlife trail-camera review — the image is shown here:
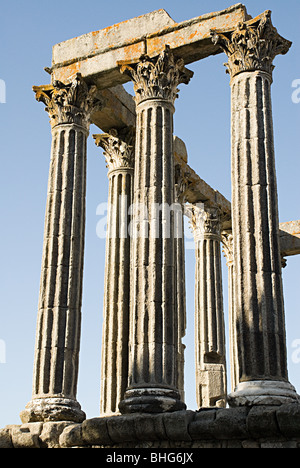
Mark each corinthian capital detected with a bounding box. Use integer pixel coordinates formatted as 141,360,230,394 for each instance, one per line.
119,45,193,105
202,208,222,239
211,10,292,78
93,127,135,172
33,73,103,128
186,205,221,242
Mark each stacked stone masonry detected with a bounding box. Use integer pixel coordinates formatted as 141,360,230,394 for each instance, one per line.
2,404,300,448
2,4,300,448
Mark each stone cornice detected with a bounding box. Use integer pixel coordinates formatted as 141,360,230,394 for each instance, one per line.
93,127,135,172
210,10,292,78
33,73,103,128
119,45,193,105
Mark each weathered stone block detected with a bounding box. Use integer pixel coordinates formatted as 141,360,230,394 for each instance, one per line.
280,221,300,257
59,424,83,448
52,10,175,66
163,410,194,441
40,422,74,448
81,417,112,446
106,415,137,443
276,403,300,438
93,86,135,132
0,428,13,448
247,406,279,439
189,409,217,440
133,413,166,441
11,423,43,449
213,408,249,440
51,5,248,87
146,5,249,61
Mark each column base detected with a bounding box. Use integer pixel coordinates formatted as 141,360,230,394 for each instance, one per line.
20,397,86,423
119,388,186,414
228,380,300,407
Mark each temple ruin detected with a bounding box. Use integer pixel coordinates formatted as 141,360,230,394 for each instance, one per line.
1,4,300,448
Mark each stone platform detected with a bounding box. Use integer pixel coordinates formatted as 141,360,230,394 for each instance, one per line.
1,404,300,448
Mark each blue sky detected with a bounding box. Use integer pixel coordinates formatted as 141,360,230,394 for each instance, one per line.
0,0,299,427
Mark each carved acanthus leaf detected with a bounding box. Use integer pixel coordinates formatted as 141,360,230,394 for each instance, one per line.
203,208,221,237
185,205,221,242
93,127,135,171
33,73,103,128
221,232,234,266
281,256,287,269
120,45,193,105
211,11,292,78
174,163,191,203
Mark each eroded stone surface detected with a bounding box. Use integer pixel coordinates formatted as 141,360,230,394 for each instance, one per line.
51,5,249,87
2,406,300,448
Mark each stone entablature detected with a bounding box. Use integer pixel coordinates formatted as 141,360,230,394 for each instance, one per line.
50,6,250,88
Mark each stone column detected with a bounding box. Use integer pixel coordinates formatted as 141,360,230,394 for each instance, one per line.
174,162,189,402
212,12,299,406
188,205,227,408
222,231,239,392
118,46,193,413
21,74,101,423
93,128,134,415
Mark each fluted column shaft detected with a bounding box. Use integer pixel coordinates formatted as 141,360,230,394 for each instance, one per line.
130,99,177,392
231,70,286,381
175,226,186,403
212,11,299,405
189,206,227,408
174,162,188,402
21,74,101,422
94,129,134,415
230,70,297,402
222,232,239,392
119,46,193,413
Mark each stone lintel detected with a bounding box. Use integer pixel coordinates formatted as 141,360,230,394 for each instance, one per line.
50,5,250,88
92,85,136,132
279,221,300,257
